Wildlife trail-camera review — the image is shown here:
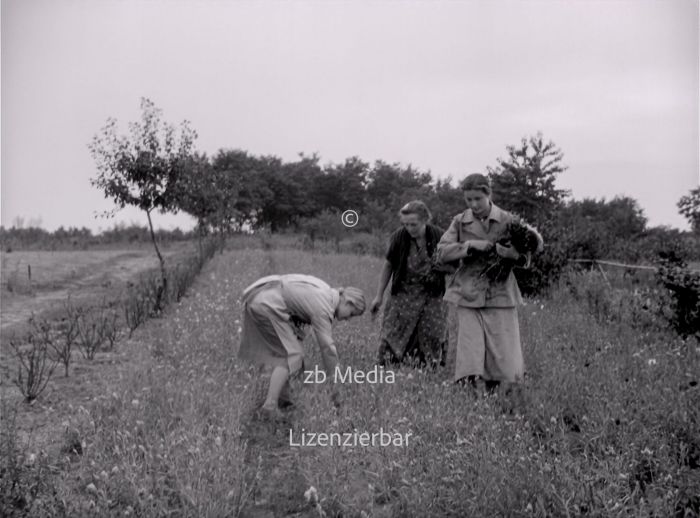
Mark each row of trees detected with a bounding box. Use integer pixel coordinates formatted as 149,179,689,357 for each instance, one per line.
87,99,699,295
0,224,194,251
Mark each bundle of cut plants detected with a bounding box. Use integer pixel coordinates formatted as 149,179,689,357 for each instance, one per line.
480,216,540,283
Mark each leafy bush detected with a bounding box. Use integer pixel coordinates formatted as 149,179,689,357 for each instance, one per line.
656,254,700,339
513,223,571,296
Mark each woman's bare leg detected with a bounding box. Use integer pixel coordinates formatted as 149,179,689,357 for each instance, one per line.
262,365,290,411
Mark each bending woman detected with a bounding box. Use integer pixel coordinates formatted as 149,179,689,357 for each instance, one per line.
239,274,366,416
370,200,448,367
437,174,543,391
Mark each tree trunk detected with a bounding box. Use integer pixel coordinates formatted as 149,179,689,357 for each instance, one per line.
146,209,167,312
197,218,204,265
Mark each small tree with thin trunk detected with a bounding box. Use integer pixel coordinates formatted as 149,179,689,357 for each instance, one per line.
89,98,197,312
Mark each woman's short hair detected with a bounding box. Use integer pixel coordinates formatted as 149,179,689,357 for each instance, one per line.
399,200,431,222
460,173,491,195
339,287,366,314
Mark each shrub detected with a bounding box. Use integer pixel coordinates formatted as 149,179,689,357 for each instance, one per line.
10,332,58,403
76,306,108,360
123,284,150,338
514,223,571,296
49,299,81,377
656,254,700,339
101,305,121,351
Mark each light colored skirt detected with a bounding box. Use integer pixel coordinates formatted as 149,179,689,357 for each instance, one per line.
238,281,305,374
448,304,523,382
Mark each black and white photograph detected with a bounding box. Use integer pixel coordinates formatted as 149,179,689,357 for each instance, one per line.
1,0,699,516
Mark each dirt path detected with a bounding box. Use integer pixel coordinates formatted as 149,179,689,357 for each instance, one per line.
1,248,182,335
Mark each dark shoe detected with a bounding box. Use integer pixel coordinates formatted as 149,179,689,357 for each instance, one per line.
485,380,501,394
278,398,295,411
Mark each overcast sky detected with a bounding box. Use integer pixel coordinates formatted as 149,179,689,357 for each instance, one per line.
2,0,698,232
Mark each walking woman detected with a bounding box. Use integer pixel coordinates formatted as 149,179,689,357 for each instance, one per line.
437,174,543,391
239,274,366,417
370,200,448,367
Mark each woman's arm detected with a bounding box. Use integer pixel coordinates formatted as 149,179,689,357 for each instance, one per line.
370,261,393,314
436,217,467,263
313,318,340,374
437,217,492,262
312,320,342,408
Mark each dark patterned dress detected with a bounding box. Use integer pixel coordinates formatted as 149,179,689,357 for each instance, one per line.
378,239,448,366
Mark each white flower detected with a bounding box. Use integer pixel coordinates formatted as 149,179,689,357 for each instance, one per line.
647,359,657,366
304,486,318,503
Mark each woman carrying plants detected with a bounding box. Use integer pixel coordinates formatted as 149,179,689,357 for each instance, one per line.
437,174,543,392
239,274,366,418
370,200,449,367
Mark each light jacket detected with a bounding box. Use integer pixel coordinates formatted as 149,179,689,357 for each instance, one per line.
437,204,541,308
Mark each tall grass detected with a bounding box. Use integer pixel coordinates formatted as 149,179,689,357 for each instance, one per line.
5,248,698,516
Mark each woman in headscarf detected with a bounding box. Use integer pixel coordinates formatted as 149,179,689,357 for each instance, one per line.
239,274,366,417
437,174,543,392
370,200,449,367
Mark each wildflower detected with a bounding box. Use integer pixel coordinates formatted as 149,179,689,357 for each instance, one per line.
304,486,318,503
647,359,657,366
642,447,653,455
131,399,140,407
86,483,98,494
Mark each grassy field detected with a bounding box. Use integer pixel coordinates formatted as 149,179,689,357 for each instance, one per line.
0,244,190,336
1,245,699,517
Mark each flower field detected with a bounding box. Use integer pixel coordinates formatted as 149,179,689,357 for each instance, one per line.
2,245,699,517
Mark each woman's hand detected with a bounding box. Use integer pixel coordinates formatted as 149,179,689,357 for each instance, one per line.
468,240,494,253
369,297,382,316
495,243,521,260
